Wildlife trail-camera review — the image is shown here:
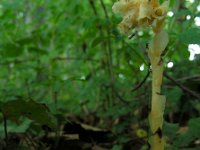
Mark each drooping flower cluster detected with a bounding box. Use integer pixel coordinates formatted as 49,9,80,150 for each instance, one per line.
112,0,169,34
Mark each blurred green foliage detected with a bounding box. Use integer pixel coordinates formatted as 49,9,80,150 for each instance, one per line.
0,0,199,149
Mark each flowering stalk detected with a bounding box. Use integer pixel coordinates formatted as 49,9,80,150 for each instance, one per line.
112,0,169,149
147,30,168,150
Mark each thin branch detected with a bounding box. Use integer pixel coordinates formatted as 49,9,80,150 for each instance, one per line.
99,0,109,19
51,56,100,62
132,65,151,92
99,0,116,106
113,88,130,105
0,56,100,66
88,0,98,16
164,72,200,100
125,42,148,65
0,58,35,65
128,33,136,39
3,116,8,146
176,75,200,81
25,133,38,150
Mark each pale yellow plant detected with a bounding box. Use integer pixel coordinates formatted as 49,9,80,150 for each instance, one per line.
112,0,169,34
112,0,169,150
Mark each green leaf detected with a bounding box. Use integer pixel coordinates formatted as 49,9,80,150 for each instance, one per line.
16,37,36,46
179,28,200,44
191,101,200,111
0,100,57,129
174,117,200,147
111,145,122,150
28,46,47,55
165,87,182,112
25,100,57,129
1,100,27,123
0,43,24,57
188,117,200,138
91,36,103,48
175,9,192,17
163,122,179,140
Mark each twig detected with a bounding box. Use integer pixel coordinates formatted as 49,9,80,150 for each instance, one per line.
88,0,98,16
176,75,200,81
164,72,200,100
0,56,100,66
3,116,8,146
0,58,35,65
51,56,100,62
99,0,116,106
125,42,148,66
113,88,130,105
25,79,32,100
25,133,38,150
128,33,136,39
132,65,151,92
99,0,109,19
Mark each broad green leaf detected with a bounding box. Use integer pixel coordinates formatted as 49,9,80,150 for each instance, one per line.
28,46,47,55
175,9,192,17
16,37,36,46
165,87,182,112
112,145,122,150
179,28,200,44
0,100,57,129
163,122,179,139
0,43,24,57
174,117,200,147
91,36,102,47
188,117,200,137
25,100,57,129
191,101,200,111
1,100,27,123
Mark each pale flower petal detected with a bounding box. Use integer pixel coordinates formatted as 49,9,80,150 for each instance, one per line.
112,0,136,16
138,2,154,27
118,10,138,34
153,1,169,19
112,0,169,34
138,3,153,20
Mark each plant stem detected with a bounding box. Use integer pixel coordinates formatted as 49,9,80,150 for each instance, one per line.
150,59,165,150
148,32,167,150
3,116,8,146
